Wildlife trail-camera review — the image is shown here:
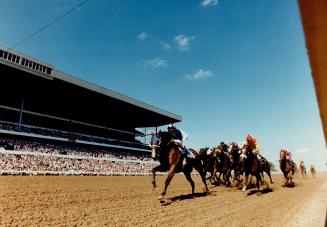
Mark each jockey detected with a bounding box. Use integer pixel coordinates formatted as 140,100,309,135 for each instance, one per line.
219,141,229,153
167,124,192,159
242,134,262,160
281,148,294,165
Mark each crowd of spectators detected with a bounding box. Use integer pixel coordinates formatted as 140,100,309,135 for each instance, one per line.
0,121,149,150
0,153,156,175
0,138,152,161
0,137,157,176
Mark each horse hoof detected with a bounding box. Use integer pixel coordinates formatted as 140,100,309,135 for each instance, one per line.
158,196,165,202
256,192,262,196
241,187,247,192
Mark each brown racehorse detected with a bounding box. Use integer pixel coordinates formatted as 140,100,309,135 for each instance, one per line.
299,161,307,178
150,131,209,202
279,150,294,186
240,148,262,193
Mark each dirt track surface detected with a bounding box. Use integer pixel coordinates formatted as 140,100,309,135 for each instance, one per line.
1,173,326,226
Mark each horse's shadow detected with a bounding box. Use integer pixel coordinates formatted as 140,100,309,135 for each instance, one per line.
282,182,296,188
161,192,209,206
246,188,273,196
235,182,273,196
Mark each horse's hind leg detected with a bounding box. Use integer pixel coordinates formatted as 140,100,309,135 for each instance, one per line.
260,172,265,185
184,171,195,195
266,170,274,184
256,175,262,195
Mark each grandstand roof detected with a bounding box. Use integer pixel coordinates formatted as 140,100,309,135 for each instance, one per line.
0,46,182,130
298,0,327,146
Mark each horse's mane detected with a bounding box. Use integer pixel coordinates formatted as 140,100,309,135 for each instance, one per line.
158,131,172,147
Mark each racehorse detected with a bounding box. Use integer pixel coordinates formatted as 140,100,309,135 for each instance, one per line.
230,146,245,185
240,148,262,193
279,150,294,186
310,164,316,178
204,147,232,186
299,161,307,178
215,150,232,187
150,131,209,202
258,157,274,184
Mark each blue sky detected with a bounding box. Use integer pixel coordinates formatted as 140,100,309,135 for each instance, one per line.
1,0,326,170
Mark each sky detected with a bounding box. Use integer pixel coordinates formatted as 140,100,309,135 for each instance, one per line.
0,0,326,170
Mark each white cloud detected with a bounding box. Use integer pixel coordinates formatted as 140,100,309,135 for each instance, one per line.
175,35,195,51
138,32,148,41
145,57,167,69
294,147,309,153
161,42,171,50
201,0,218,7
186,69,213,80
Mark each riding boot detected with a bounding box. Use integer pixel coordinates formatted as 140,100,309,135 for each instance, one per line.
182,157,187,168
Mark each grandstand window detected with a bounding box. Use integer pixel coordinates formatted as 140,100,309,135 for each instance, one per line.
32,62,36,70
28,61,32,68
16,56,20,64
12,55,16,63
8,53,12,61
0,50,3,58
46,67,52,74
3,51,8,59
21,58,25,65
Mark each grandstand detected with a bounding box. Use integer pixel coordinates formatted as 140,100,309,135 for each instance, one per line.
0,46,182,175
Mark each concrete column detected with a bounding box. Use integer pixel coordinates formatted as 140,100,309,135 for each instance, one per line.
18,96,24,130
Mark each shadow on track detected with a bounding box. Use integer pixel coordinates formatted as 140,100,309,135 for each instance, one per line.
161,192,209,206
246,188,273,196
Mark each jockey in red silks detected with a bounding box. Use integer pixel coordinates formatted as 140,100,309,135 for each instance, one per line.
242,134,261,159
241,134,261,192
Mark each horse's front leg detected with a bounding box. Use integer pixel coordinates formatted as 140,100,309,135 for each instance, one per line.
242,172,249,192
151,165,161,190
159,166,177,202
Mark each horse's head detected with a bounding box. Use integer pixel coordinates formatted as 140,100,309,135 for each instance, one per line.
149,131,173,160
150,133,161,160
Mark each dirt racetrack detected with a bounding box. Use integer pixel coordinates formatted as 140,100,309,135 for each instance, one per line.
1,173,327,226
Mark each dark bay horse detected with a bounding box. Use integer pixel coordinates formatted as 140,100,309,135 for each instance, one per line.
280,150,294,186
258,156,274,184
230,146,244,185
150,131,209,202
202,148,231,186
240,148,262,193
215,150,232,186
